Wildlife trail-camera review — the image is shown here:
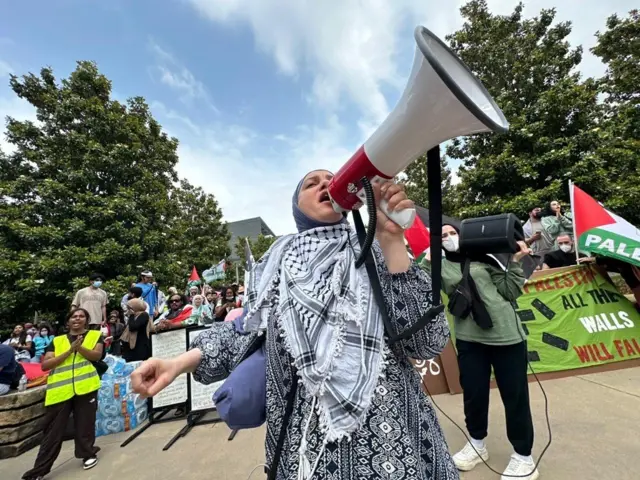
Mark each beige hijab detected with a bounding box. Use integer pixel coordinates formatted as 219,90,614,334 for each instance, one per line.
121,298,153,349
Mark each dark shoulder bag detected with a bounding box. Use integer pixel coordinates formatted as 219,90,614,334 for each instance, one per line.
447,259,473,319
91,332,109,378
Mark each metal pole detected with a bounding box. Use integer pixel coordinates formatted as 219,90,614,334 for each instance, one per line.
569,179,580,264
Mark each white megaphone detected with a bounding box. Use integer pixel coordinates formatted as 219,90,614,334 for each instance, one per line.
327,26,509,229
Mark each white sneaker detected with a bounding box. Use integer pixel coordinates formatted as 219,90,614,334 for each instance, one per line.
501,454,539,480
83,456,98,470
452,441,489,471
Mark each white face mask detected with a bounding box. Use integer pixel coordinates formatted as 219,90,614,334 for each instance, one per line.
442,235,460,252
559,244,572,253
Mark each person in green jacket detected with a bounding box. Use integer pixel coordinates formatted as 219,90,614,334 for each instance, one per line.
540,200,573,253
420,224,539,480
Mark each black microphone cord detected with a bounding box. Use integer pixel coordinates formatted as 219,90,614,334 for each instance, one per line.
354,177,377,269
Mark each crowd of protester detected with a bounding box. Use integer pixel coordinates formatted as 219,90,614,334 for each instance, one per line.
0,271,246,396
0,268,246,479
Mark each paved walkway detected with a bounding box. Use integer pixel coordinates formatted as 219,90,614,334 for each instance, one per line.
2,368,638,480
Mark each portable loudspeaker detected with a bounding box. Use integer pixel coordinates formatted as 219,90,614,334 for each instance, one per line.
460,213,525,255
327,26,509,229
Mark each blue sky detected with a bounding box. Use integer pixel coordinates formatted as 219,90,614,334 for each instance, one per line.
0,0,635,234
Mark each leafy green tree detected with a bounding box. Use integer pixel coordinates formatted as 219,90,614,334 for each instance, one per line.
165,179,230,276
0,61,229,329
444,1,602,219
400,151,455,214
592,10,640,121
590,10,640,224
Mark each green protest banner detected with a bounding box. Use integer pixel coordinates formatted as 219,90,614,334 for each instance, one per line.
517,265,640,373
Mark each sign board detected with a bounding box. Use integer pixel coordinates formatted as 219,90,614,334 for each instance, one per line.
150,328,188,409
187,329,225,412
518,265,640,373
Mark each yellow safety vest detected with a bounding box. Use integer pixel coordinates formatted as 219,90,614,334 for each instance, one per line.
45,330,102,406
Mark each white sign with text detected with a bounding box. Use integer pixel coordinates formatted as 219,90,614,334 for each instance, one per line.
188,329,225,412
151,329,188,409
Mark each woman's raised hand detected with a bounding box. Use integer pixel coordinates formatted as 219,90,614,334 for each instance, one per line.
131,357,180,398
372,181,414,239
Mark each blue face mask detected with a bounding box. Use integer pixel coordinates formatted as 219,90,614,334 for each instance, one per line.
93,281,103,288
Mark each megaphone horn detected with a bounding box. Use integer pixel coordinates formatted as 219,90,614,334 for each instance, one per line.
328,26,509,229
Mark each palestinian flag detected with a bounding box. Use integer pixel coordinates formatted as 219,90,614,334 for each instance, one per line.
187,266,201,287
570,182,640,267
404,214,431,262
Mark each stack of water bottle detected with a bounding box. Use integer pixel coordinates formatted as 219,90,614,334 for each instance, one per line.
95,355,149,437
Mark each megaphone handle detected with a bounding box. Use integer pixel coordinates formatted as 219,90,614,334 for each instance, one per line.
379,200,417,230
356,189,416,230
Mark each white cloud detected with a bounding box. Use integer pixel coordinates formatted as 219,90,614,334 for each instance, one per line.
152,100,355,234
187,0,635,126
148,38,219,113
187,0,442,126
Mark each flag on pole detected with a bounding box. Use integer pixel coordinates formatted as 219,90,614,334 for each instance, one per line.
570,182,640,267
202,260,226,282
187,266,201,287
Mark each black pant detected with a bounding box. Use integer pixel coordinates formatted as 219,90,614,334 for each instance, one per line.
23,391,100,479
456,339,534,456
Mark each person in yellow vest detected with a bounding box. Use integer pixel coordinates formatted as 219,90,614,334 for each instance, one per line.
23,308,105,480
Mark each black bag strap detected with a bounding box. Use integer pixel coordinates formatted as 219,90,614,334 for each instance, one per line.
266,369,299,480
461,258,471,281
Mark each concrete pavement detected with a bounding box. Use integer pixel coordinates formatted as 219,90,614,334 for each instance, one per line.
1,368,638,480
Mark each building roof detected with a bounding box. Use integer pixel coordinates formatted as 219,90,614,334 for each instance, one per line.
226,217,276,261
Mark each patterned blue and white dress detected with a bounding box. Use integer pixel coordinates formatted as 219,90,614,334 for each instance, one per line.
191,247,459,480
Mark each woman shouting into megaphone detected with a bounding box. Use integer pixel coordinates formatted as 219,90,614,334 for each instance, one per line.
132,170,459,480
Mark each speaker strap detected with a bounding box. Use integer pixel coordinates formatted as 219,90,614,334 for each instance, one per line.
461,257,471,281
426,146,443,309
384,146,446,342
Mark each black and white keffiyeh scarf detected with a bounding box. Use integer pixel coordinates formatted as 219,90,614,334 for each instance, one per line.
244,224,387,447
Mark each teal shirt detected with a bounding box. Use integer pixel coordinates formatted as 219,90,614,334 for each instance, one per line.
420,256,526,346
